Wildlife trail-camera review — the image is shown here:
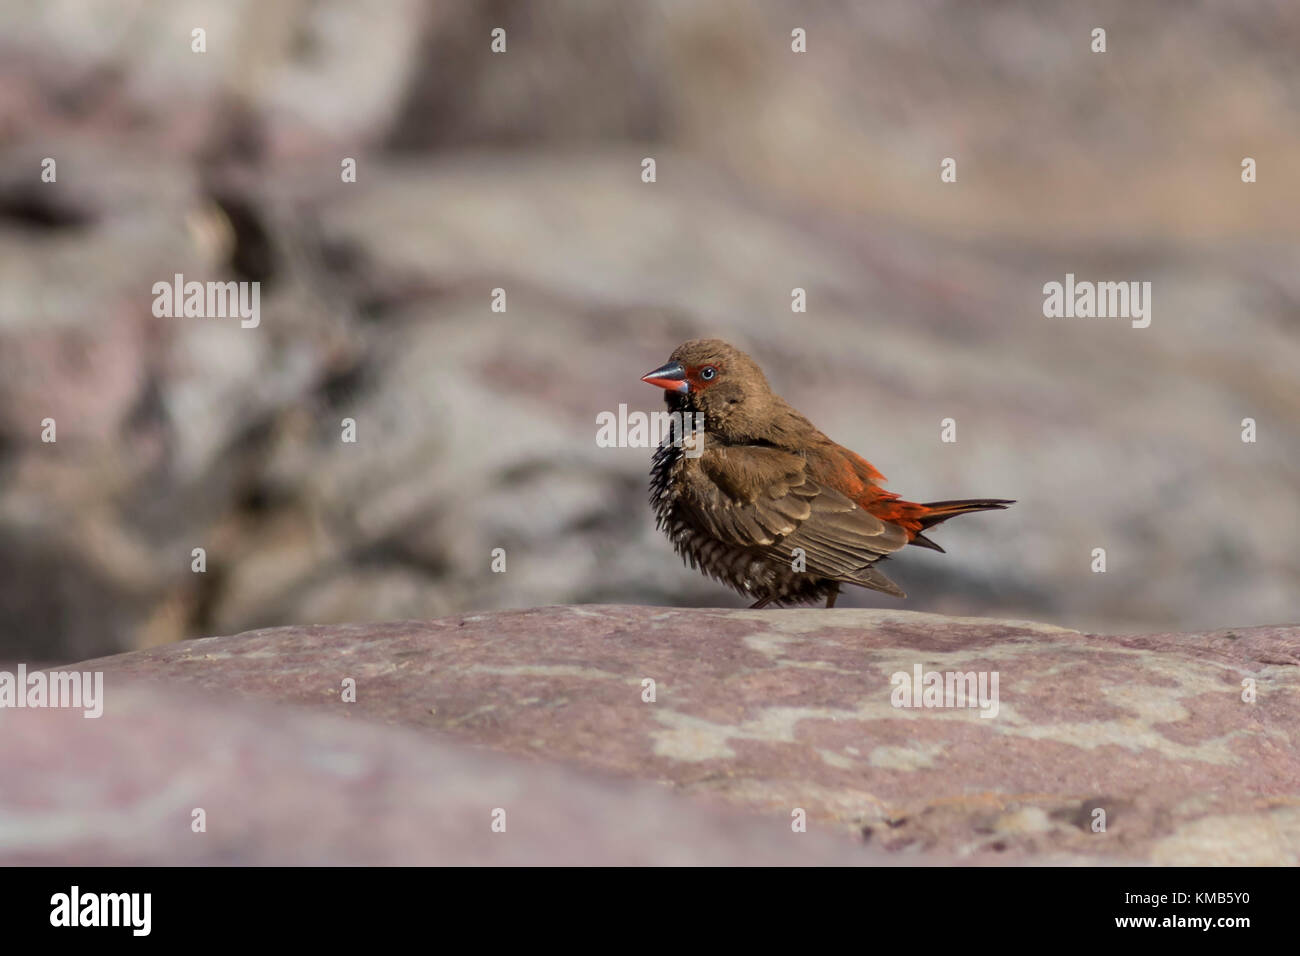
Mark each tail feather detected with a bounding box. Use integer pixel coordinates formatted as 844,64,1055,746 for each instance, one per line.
907,499,1013,549
910,531,946,553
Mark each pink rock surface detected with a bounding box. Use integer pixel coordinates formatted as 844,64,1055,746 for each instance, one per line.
0,681,895,866
56,606,1300,864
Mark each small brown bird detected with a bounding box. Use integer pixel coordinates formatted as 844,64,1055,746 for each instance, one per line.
642,339,1013,608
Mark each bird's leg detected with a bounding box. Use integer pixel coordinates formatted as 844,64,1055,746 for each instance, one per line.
748,596,771,609
825,584,840,609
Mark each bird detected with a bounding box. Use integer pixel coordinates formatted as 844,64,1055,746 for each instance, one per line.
641,339,1013,608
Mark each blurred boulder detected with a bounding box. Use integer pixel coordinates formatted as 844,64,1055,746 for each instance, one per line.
0,0,1297,661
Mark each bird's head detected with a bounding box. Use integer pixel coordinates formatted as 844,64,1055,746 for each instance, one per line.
640,339,778,440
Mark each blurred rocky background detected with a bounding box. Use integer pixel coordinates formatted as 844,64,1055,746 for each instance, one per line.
1,0,1297,665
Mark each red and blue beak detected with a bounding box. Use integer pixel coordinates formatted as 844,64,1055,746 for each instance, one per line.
641,360,688,393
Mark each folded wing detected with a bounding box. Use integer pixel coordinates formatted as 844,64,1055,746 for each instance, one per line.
680,445,910,596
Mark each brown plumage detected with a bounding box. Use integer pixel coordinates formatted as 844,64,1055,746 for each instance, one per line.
642,339,1013,608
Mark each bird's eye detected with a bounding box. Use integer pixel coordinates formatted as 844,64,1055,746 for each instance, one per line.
700,366,717,381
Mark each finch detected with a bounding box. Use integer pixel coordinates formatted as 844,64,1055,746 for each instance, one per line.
641,339,1013,608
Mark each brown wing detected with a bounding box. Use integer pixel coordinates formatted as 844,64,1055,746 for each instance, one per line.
679,445,910,595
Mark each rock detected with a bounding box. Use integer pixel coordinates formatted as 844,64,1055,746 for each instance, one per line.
0,682,905,866
57,606,1300,864
0,0,430,154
